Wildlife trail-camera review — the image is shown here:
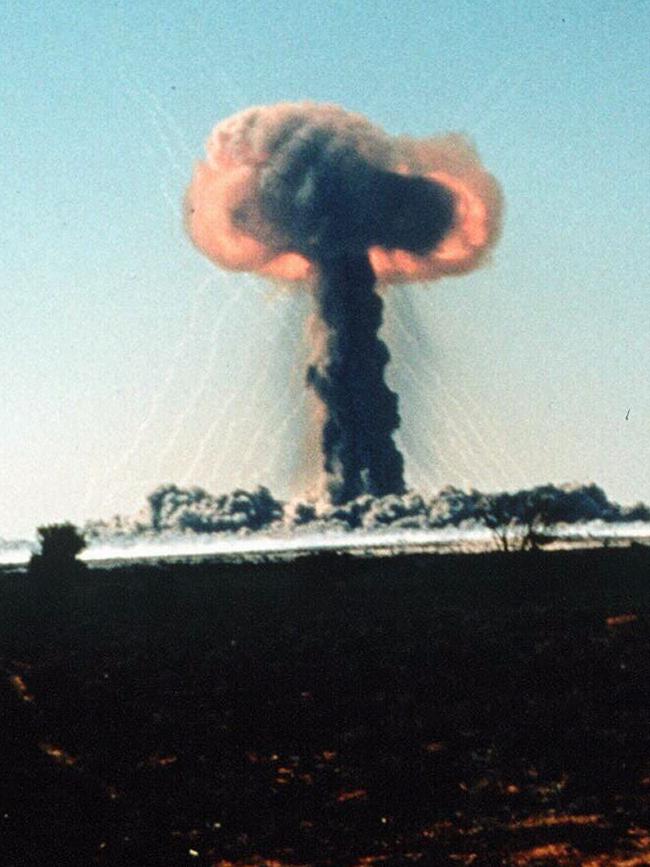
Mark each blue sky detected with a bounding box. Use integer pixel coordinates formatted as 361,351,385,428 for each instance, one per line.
1,0,649,538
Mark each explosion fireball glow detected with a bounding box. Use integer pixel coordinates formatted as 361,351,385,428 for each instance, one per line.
185,102,502,503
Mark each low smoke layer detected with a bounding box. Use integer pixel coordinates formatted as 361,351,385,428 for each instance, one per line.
146,484,283,533
82,483,650,544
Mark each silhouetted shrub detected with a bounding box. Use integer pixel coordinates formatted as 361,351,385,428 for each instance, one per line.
476,490,556,552
28,522,87,580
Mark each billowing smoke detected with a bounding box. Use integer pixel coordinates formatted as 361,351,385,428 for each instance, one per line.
81,483,650,544
186,102,502,503
146,484,283,533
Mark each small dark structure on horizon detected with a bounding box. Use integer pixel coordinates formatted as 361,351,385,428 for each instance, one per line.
28,522,87,580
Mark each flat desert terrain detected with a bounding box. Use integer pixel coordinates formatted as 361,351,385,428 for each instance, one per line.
2,546,650,866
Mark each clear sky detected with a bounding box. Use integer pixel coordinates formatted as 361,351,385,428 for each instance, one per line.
2,0,649,538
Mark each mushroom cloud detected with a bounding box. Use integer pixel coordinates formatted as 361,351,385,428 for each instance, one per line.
185,102,502,504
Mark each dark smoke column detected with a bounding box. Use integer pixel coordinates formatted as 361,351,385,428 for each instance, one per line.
307,253,404,502
289,168,455,502
258,148,455,502
185,102,502,504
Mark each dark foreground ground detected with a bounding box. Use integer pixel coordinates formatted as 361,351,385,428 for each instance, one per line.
2,546,650,866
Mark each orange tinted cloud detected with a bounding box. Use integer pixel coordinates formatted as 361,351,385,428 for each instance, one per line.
185,103,501,286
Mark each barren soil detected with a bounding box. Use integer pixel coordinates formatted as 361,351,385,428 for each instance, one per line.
2,546,650,866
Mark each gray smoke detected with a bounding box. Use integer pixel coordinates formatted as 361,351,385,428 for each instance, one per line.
81,483,650,545
247,117,454,501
